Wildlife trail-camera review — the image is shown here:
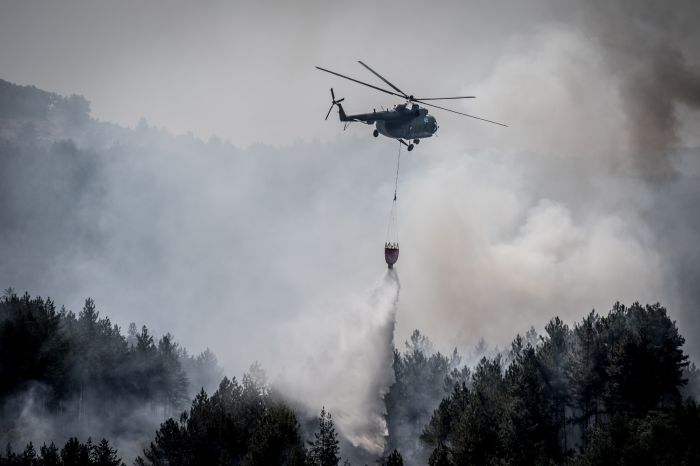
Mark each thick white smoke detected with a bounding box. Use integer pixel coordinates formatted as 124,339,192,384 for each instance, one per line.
3,381,164,462
272,269,400,454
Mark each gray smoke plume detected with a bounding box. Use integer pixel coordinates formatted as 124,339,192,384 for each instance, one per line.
273,270,400,454
2,0,700,457
392,0,700,362
576,0,700,179
2,381,169,462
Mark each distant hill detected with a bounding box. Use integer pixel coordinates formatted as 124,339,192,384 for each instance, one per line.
0,78,90,121
0,78,93,145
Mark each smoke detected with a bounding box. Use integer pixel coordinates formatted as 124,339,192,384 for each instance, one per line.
619,49,700,178
273,270,400,454
2,0,700,457
575,0,700,179
393,1,700,359
399,150,667,358
2,382,166,462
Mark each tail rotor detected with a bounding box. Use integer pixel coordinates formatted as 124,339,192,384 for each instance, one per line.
324,88,345,120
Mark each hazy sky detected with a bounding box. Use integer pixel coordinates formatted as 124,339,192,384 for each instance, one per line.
0,0,564,146
2,0,700,373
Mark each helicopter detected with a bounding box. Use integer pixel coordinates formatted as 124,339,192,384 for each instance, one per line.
316,61,507,150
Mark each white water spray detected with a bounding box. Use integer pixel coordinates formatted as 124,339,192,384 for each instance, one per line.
273,269,400,454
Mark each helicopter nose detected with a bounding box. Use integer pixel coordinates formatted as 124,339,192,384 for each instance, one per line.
430,117,438,132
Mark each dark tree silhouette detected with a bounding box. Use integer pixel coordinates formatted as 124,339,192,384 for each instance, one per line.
90,439,122,466
421,302,694,465
427,442,450,466
308,407,340,466
385,330,464,464
0,292,69,403
39,443,61,466
0,291,213,463
382,449,404,466
137,368,307,466
1,285,697,466
0,438,124,466
60,438,90,466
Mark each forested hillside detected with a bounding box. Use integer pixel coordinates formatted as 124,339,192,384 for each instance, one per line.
419,303,700,465
1,79,699,465
0,290,222,463
0,291,357,466
2,290,698,465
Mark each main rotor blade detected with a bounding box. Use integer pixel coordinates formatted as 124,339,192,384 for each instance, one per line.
357,61,408,98
414,96,476,100
316,66,405,99
318,65,507,126
416,100,508,127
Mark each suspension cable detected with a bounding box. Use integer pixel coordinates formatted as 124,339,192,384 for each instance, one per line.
393,141,402,201
385,141,402,247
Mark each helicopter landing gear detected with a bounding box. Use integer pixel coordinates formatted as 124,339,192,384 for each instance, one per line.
373,129,379,137
413,139,420,144
398,139,415,151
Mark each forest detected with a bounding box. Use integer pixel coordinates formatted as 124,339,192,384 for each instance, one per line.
1,290,698,465
1,80,699,465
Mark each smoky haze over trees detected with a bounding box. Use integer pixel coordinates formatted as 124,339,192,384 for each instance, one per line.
1,0,700,459
2,0,700,367
2,288,698,465
0,290,223,461
0,291,364,465
419,303,699,465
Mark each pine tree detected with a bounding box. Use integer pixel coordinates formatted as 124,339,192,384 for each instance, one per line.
385,330,454,462
39,443,61,466
126,322,138,348
309,407,340,466
20,442,37,466
538,317,571,455
384,449,404,466
604,303,688,416
61,438,90,466
427,442,451,466
450,356,506,465
245,402,306,465
91,439,123,466
568,310,606,436
504,337,553,464
157,333,189,415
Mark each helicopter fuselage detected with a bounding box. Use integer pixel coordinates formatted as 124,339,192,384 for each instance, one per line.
339,103,438,140
317,61,506,150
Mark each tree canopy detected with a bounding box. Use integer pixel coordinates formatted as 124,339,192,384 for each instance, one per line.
1,289,697,465
420,302,697,465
